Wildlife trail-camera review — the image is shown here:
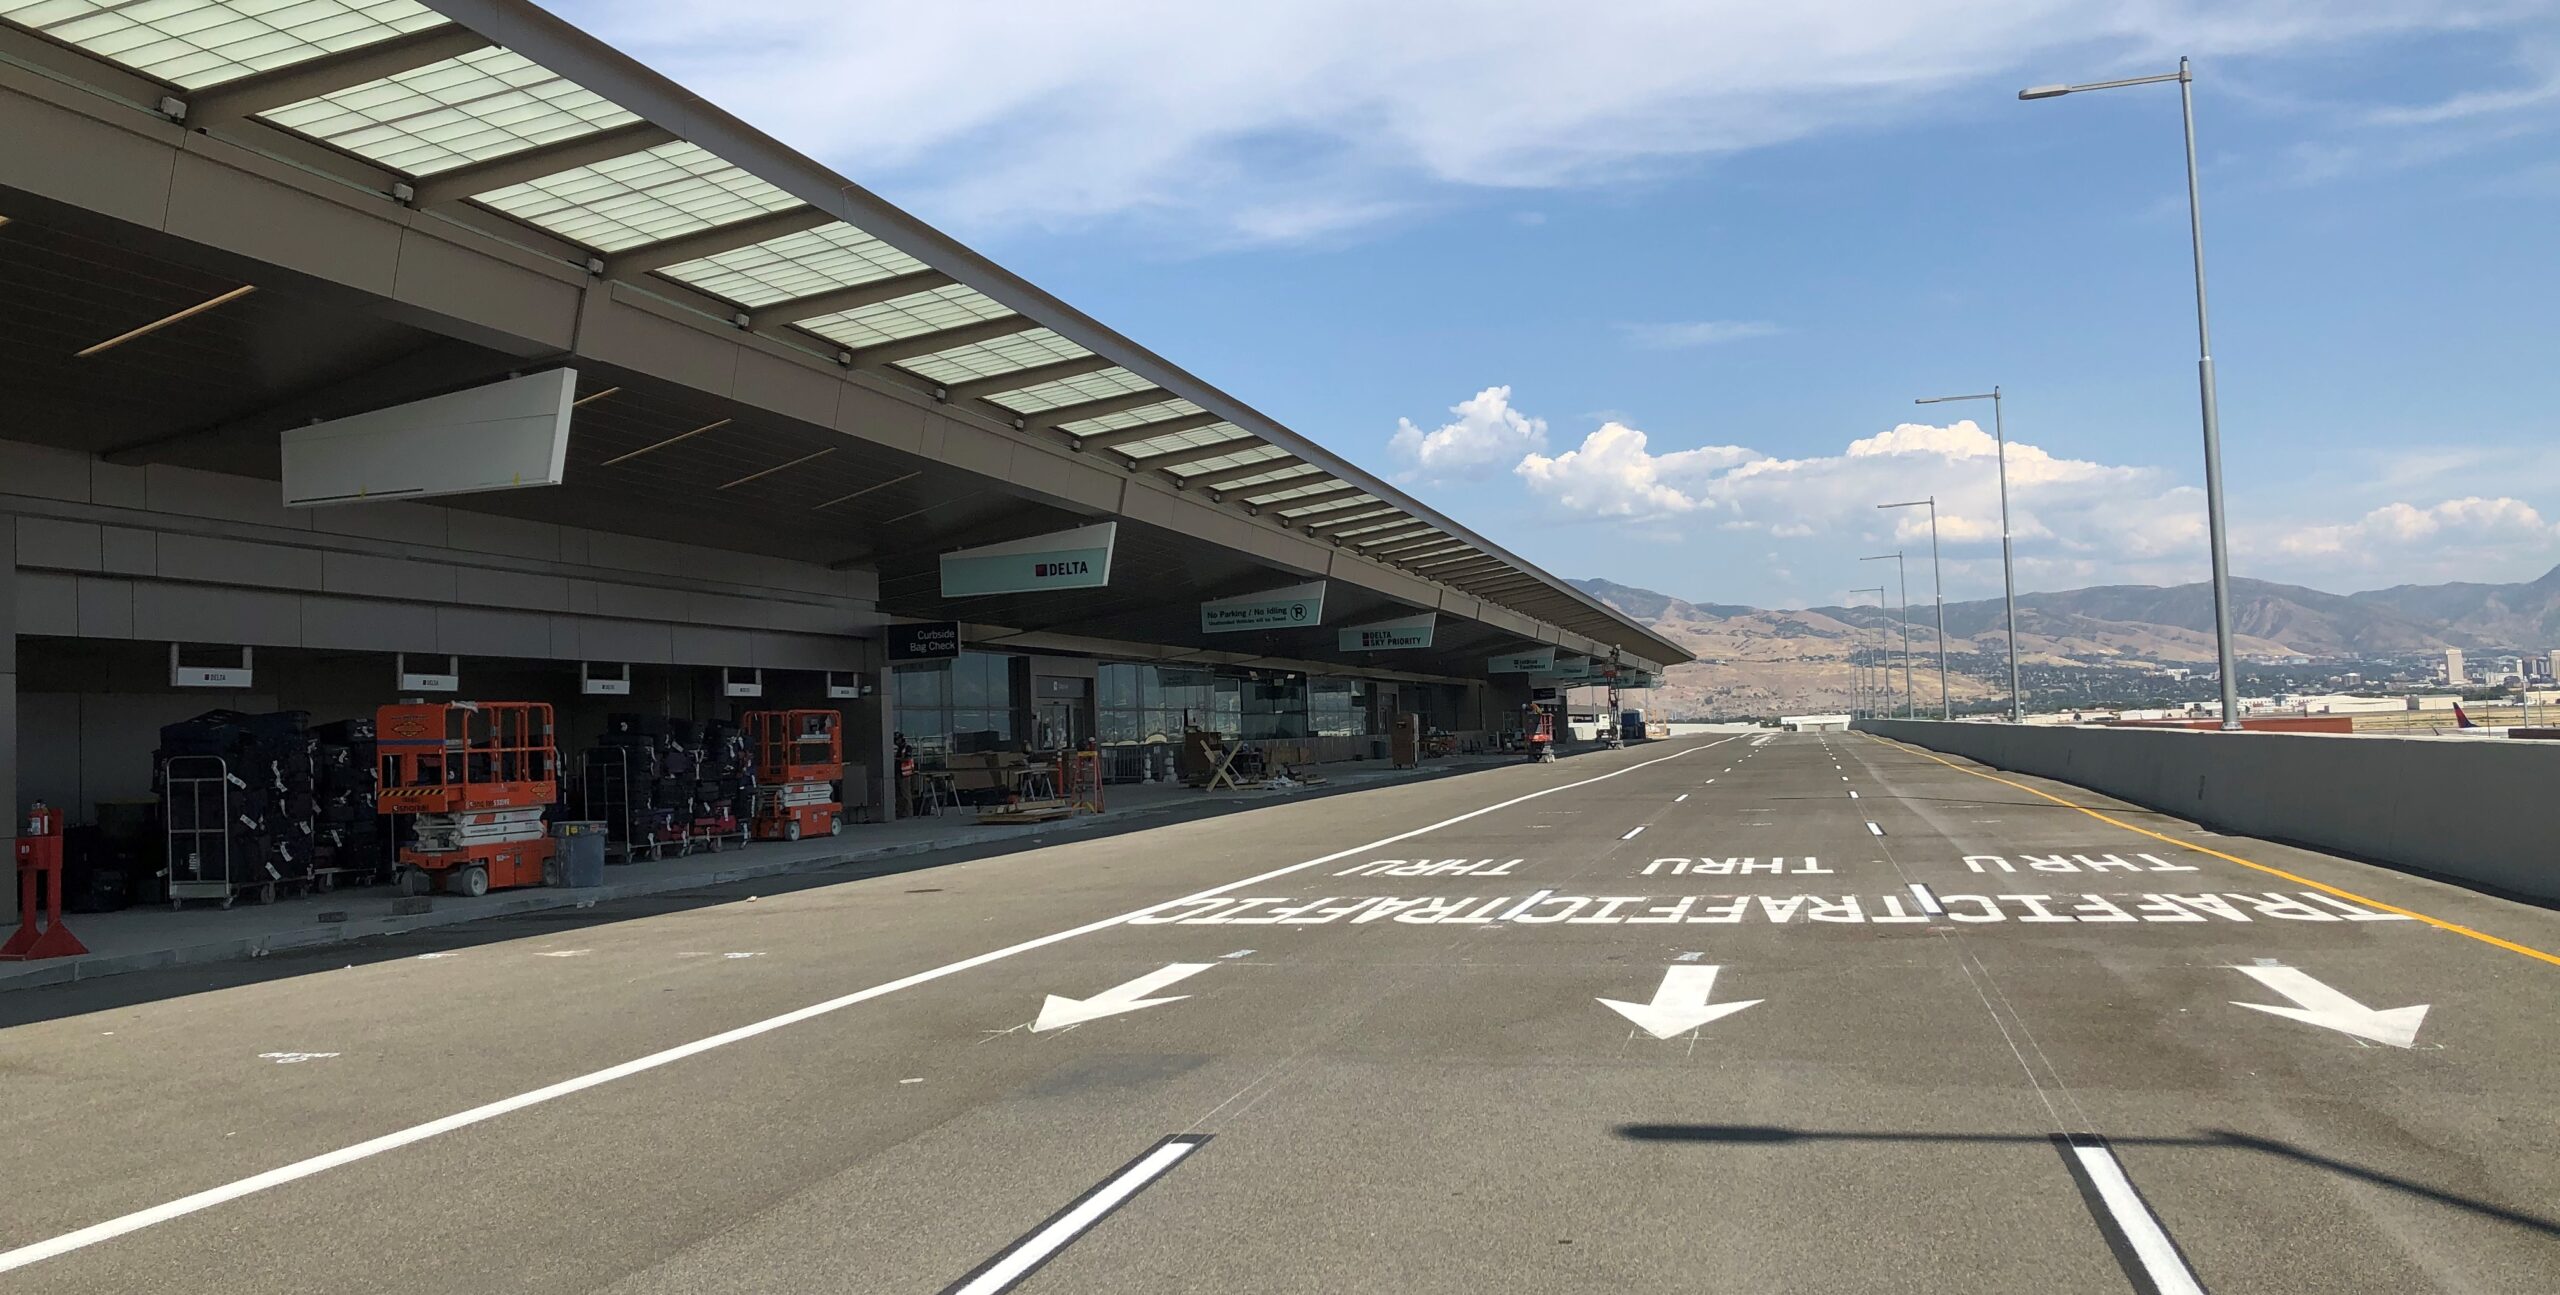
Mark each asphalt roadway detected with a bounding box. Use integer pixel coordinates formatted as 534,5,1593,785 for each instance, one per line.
4,732,2558,1293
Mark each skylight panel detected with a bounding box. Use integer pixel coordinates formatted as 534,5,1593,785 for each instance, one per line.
654,223,929,308
986,367,1154,413
895,329,1089,385
473,140,800,252
1,1,446,88
1059,399,1201,435
1112,424,1246,459
257,47,639,175
797,284,1017,349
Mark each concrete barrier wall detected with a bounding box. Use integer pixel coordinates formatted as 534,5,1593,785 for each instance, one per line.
1854,719,2560,901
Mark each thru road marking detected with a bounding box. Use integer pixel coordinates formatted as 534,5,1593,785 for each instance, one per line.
1865,734,2560,970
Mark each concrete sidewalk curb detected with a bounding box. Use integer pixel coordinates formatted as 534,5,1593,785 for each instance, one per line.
0,799,1190,992
0,756,1509,992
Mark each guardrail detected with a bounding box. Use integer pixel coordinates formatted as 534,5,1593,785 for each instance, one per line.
1854,719,2559,901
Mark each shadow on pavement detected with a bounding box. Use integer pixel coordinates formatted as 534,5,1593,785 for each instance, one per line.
1617,1122,2560,1242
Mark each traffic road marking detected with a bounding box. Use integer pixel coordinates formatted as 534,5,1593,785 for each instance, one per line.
1622,825,1647,840
1866,734,2560,970
1642,857,1831,875
1674,793,1689,802
1137,890,2405,927
2228,963,2429,1048
1865,822,1884,836
1965,853,2197,874
2059,1135,2207,1295
1597,965,1762,1039
0,736,1744,1275
943,1135,1208,1294
1906,883,1944,916
1032,963,1215,1033
1332,857,1522,877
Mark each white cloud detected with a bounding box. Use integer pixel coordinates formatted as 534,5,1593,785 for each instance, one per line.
1619,320,1784,348
2275,497,2560,567
547,0,2528,242
1388,385,1550,480
1514,422,1758,517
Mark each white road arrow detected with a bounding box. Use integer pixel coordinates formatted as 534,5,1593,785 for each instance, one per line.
2229,964,2429,1048
1032,963,1216,1033
1598,965,1762,1039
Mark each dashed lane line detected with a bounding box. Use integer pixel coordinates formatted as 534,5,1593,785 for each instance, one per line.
1862,733,2560,970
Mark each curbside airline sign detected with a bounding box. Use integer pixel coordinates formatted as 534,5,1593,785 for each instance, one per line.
1201,581,1327,634
1339,613,1436,652
939,522,1117,597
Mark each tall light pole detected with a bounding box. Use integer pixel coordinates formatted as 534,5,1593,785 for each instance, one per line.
1881,498,1949,718
1916,388,2021,722
1863,553,1912,717
1855,586,1891,718
2022,56,2241,731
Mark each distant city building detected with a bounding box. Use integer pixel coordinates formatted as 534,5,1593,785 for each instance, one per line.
2444,648,2465,686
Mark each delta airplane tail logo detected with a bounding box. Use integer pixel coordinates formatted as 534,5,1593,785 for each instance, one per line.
2453,702,2478,729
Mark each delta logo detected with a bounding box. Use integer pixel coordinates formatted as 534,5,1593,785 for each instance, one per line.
1033,559,1091,579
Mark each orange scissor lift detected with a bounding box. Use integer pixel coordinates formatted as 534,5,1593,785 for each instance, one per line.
746,709,843,842
377,701,558,897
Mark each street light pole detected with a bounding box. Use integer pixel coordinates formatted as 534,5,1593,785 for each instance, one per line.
1881,498,1949,718
1855,586,1891,719
2022,56,2241,731
1863,553,1912,716
1915,388,2022,721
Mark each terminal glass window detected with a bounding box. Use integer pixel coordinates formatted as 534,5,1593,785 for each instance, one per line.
894,651,1017,758
1310,677,1371,737
1098,664,1240,745
1242,671,1310,740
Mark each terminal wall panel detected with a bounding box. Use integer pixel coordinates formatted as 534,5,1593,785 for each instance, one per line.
163,146,401,297
391,228,580,352
16,572,76,637
88,460,147,510
132,582,302,646
0,440,96,503
320,551,457,604
309,502,450,549
444,512,562,563
584,288,738,399
301,595,437,653
455,567,572,612
670,625,754,668
100,527,156,576
156,534,324,591
145,465,311,531
835,385,930,456
433,606,552,659
687,591,773,631
75,577,133,639
17,517,102,572
733,349,841,431
0,76,178,230
570,619,676,665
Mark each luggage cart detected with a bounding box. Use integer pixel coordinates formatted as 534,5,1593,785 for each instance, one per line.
580,746,683,862
161,755,277,908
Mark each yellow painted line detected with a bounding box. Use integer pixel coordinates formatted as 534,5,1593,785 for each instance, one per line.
1861,733,2560,970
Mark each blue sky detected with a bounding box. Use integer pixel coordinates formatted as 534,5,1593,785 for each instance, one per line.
555,0,2560,609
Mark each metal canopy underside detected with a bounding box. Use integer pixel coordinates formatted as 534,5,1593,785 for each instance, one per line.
0,0,1689,670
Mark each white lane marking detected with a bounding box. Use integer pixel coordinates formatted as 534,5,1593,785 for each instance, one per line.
2227,964,2429,1048
1220,949,1254,959
1841,776,1849,782
946,1136,1207,1294
1674,794,1689,803
1865,822,1884,836
1906,883,1944,916
1499,889,1557,921
2068,1140,2207,1295
1622,825,1647,841
1032,963,1215,1033
1847,790,1859,800
0,739,1736,1274
257,1052,339,1065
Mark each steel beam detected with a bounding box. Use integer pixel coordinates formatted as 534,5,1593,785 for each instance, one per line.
1303,506,1404,537
613,207,836,277
763,268,956,323
184,25,493,127
1070,411,1223,452
1368,535,1462,560
943,355,1116,405
1344,523,1438,550
413,123,679,207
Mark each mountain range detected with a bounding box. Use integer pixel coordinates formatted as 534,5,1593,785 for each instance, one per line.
1576,566,2560,718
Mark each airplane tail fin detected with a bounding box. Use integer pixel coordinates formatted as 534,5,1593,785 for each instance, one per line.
2453,702,2478,729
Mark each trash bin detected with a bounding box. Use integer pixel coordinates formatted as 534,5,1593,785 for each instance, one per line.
552,821,607,888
